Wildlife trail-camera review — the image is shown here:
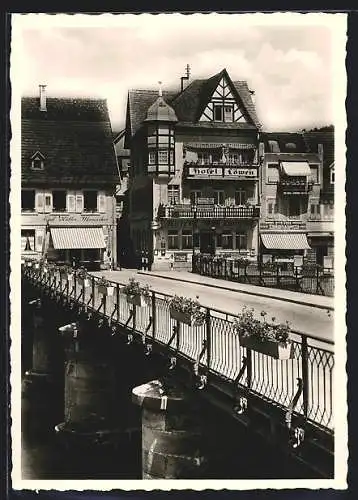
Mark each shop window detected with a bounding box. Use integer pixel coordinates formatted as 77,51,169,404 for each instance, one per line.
181,230,192,249
83,190,98,212
222,231,233,249
214,190,225,205
168,230,179,249
21,230,35,252
235,189,247,206
52,190,67,212
21,190,35,211
235,233,247,250
158,150,168,164
168,185,180,205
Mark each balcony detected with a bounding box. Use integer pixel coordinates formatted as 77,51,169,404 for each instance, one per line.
158,204,260,220
278,177,313,195
183,161,258,180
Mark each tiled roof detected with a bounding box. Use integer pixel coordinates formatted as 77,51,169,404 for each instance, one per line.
22,97,119,183
126,69,261,138
302,127,334,167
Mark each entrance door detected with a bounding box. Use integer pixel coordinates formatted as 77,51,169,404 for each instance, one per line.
200,232,215,255
316,245,327,266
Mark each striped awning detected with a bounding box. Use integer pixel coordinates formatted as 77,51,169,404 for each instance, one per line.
50,227,106,250
261,233,311,250
280,161,311,176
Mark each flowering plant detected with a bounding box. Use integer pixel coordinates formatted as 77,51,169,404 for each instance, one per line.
98,275,111,287
77,267,89,279
168,295,206,326
233,306,291,345
121,278,151,298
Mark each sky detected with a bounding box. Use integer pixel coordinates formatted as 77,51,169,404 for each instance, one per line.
15,13,343,133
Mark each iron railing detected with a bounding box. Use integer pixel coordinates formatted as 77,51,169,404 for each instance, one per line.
22,262,334,439
193,255,334,297
158,204,260,219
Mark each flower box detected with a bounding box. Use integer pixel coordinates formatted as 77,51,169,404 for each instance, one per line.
239,333,293,360
98,284,114,296
126,293,146,307
78,277,91,288
170,308,193,326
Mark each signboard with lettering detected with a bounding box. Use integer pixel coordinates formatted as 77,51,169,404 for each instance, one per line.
48,214,110,226
187,166,257,180
260,221,306,231
174,253,188,262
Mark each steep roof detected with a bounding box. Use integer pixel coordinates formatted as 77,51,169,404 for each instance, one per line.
22,97,119,184
302,127,334,167
125,69,261,139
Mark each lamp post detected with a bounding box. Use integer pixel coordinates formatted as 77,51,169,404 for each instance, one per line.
211,226,216,256
192,204,198,261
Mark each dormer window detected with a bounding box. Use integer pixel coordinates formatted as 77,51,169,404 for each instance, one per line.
30,151,45,170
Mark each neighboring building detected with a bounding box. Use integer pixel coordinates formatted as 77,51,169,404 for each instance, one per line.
21,86,120,269
259,130,334,266
124,68,261,270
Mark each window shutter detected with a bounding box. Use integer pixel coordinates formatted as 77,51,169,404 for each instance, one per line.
67,192,76,213
98,193,106,213
76,193,83,213
35,192,44,212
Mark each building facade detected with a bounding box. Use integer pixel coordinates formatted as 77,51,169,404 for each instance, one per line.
21,87,119,269
259,131,334,267
125,68,261,270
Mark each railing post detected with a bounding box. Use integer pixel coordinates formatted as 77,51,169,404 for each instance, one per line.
152,291,156,341
91,276,95,309
206,308,211,377
301,335,309,420
246,348,252,390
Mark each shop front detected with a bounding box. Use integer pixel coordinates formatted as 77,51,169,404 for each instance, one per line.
260,232,311,268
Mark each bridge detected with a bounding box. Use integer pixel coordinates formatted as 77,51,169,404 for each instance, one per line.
21,262,334,479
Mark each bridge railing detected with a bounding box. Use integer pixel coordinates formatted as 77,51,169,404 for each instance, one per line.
22,263,334,436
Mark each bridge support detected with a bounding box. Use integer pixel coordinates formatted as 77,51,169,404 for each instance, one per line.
55,322,140,477
132,378,209,479
22,297,63,436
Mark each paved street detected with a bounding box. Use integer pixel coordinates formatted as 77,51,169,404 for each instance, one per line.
91,269,334,342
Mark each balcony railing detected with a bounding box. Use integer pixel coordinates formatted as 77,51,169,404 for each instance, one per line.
158,204,260,219
278,178,313,194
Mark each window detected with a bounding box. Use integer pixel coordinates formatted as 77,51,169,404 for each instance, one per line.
235,189,247,205
224,105,233,122
222,231,233,249
31,158,44,170
21,230,35,252
198,152,211,165
44,194,52,212
52,191,66,212
158,150,168,164
214,105,223,121
235,233,247,250
213,190,225,205
21,190,35,211
148,151,156,164
310,202,321,219
190,191,201,205
182,230,192,249
288,197,301,217
228,153,240,165
330,167,335,184
267,200,277,216
168,230,179,249
170,150,174,165
83,190,98,212
310,165,319,184
168,185,180,205
267,164,279,183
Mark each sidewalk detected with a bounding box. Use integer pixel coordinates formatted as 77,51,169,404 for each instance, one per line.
138,270,334,311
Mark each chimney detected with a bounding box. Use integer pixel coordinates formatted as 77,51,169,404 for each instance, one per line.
180,64,191,92
39,84,47,111
249,89,256,105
